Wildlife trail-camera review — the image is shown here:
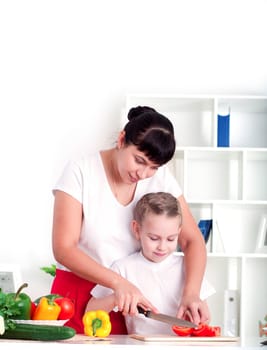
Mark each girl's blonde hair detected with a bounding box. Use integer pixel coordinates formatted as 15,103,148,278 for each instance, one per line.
133,192,182,225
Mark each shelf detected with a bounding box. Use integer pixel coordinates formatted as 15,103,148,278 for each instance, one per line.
126,95,267,148
217,97,267,148
195,202,267,254
240,257,267,339
185,149,243,201
205,256,236,329
244,150,267,200
170,148,267,202
208,252,267,258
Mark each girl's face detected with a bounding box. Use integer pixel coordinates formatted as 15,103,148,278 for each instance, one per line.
116,132,160,184
132,213,181,263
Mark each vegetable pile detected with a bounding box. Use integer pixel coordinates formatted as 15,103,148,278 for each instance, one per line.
0,283,76,341
0,282,112,340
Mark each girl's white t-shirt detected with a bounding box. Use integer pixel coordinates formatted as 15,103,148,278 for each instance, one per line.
53,152,182,269
91,252,216,335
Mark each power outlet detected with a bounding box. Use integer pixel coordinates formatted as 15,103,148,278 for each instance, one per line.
0,264,22,293
0,271,15,293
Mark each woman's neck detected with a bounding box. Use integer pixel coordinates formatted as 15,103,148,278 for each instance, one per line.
100,149,136,206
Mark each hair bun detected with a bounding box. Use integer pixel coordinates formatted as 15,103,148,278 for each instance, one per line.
127,106,156,121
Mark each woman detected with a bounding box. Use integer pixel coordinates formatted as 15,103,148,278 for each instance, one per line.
51,106,208,334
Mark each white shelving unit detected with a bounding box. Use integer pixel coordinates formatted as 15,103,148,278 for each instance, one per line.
125,95,267,344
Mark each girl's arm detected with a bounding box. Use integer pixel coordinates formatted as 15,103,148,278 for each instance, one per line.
85,294,116,314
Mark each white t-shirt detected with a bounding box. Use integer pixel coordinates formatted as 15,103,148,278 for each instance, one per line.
53,152,182,269
91,252,215,335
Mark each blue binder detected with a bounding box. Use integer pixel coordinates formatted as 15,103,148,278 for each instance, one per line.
198,219,212,243
217,114,230,147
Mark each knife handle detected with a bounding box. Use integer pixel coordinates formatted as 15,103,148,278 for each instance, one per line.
137,306,151,318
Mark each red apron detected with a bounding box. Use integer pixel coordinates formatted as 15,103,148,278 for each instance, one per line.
50,269,127,334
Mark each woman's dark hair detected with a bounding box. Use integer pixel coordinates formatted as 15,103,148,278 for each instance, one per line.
123,106,176,166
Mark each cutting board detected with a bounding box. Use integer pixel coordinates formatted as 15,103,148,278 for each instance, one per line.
130,334,239,343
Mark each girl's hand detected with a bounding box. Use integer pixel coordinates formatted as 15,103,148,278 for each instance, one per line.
113,278,157,316
176,295,210,326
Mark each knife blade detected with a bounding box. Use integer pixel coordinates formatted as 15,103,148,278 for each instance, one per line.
137,306,197,328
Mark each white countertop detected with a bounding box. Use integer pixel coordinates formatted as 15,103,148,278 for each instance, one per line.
0,335,266,349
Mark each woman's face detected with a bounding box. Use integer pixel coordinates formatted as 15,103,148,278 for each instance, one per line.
117,143,160,184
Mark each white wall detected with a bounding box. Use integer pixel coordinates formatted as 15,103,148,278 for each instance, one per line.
1,0,267,299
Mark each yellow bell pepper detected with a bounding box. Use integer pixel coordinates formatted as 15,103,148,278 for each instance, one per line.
82,310,112,337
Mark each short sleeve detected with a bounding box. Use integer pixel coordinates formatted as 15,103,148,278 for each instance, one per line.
53,160,84,203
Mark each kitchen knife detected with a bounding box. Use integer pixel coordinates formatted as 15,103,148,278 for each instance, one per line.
137,306,197,328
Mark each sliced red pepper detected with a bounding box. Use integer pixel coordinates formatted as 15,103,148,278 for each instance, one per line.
192,324,221,337
172,323,221,337
172,325,193,336
212,326,221,336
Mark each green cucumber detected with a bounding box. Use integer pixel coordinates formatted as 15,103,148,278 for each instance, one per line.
0,323,76,341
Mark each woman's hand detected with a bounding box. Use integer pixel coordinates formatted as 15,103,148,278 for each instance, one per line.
112,277,157,316
176,295,210,326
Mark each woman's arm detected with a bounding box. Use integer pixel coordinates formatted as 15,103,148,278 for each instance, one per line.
176,195,208,325
52,190,117,286
52,190,156,315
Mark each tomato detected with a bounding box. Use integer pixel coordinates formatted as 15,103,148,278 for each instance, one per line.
54,297,75,320
172,325,193,336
